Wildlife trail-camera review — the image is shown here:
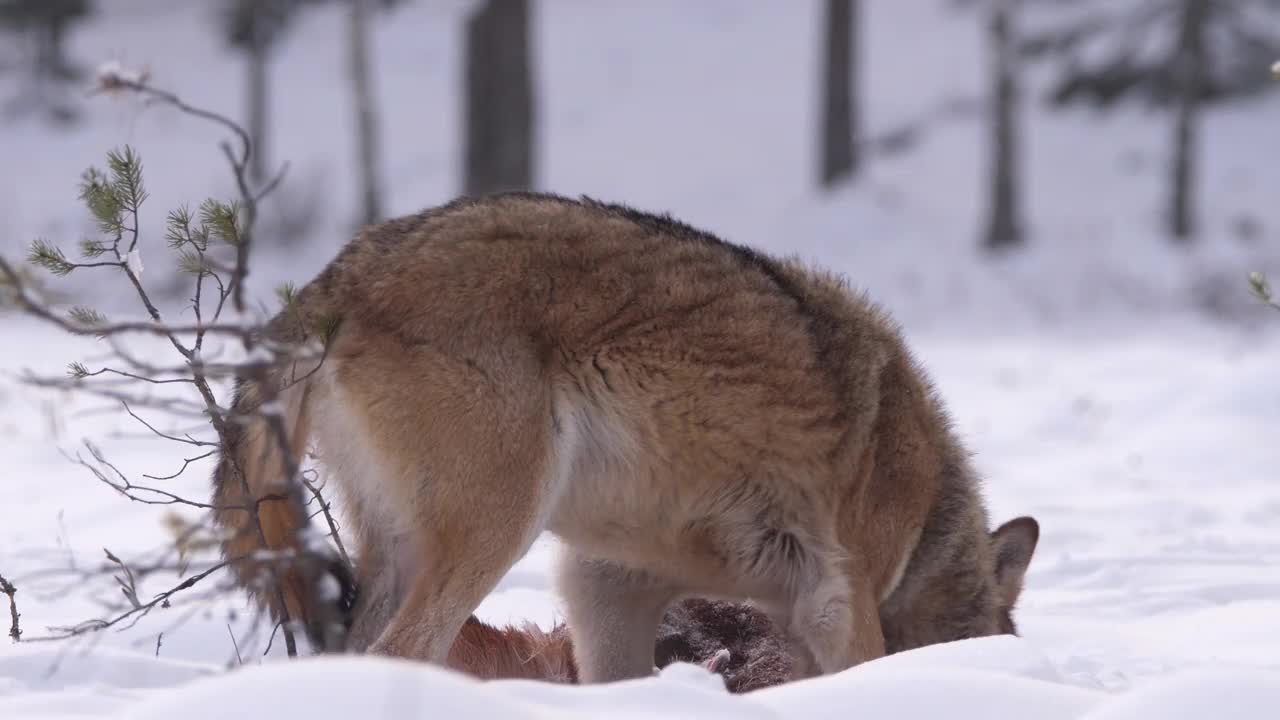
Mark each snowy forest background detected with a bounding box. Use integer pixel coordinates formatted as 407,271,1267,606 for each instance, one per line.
0,1,1278,718
3,0,1278,328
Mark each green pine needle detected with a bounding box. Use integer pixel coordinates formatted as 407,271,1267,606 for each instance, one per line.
166,205,194,249
28,239,74,276
199,199,241,247
1248,271,1273,303
311,310,342,346
106,146,148,212
177,250,205,276
68,306,106,328
276,282,298,307
78,167,125,237
79,237,110,259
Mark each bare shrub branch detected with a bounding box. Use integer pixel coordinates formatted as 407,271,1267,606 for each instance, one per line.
0,572,20,642
25,558,236,642
0,68,350,659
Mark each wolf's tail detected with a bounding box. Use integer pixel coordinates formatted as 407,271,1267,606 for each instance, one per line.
210,284,354,652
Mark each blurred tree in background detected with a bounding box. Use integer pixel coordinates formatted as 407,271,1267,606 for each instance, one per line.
953,0,1028,251
1021,0,1280,242
464,0,537,196
223,0,403,230
983,0,1025,251
0,0,93,127
222,0,303,184
819,0,862,188
347,0,384,226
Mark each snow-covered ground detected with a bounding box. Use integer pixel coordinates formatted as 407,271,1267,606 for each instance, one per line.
2,0,1278,717
3,316,1277,718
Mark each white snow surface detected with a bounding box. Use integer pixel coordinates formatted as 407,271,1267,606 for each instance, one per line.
2,0,1279,718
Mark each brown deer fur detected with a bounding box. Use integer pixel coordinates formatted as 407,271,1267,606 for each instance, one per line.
450,615,579,684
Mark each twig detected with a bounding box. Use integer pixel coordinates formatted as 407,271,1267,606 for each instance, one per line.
0,264,261,339
94,79,252,160
263,621,283,657
143,451,216,481
122,402,216,447
301,477,351,570
78,367,195,386
227,623,243,665
94,74,258,315
22,376,212,417
103,548,142,610
254,161,291,204
0,572,21,641
66,440,289,513
69,442,222,510
25,559,233,642
18,552,225,589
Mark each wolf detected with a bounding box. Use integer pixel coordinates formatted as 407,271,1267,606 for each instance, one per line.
210,192,1039,683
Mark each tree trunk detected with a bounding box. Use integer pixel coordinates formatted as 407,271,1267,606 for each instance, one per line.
820,0,859,187
982,0,1024,251
1169,0,1207,243
246,28,270,185
463,0,536,197
35,19,57,81
348,0,383,226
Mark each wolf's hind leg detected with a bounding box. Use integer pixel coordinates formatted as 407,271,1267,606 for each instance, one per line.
363,460,551,663
556,550,680,683
339,337,556,665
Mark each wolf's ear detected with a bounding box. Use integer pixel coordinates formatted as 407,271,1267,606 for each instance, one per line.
990,516,1039,606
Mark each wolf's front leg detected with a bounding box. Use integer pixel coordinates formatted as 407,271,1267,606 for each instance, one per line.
788,566,885,675
556,549,680,683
